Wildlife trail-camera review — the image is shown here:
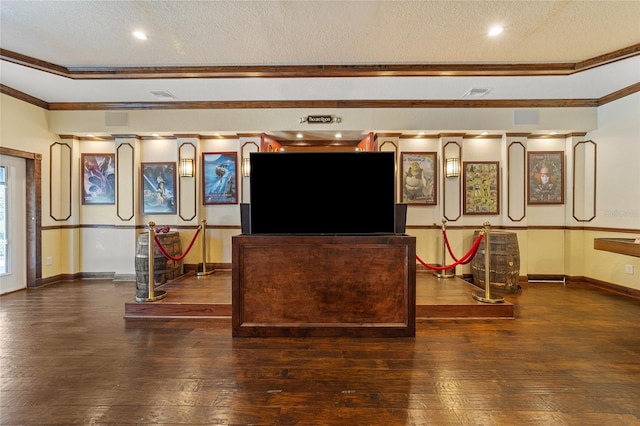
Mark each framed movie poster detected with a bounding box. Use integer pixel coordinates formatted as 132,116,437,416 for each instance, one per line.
527,151,564,205
141,162,176,214
400,152,437,205
81,153,115,205
463,161,500,215
202,152,238,205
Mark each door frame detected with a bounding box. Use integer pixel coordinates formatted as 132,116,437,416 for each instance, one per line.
0,146,41,287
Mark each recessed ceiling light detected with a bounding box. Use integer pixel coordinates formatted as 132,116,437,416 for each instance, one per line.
488,26,503,37
335,133,342,139
296,133,303,139
133,31,147,40
481,132,488,135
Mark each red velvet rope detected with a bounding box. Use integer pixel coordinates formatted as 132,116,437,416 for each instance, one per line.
153,227,202,262
443,229,480,265
443,230,459,261
416,232,484,271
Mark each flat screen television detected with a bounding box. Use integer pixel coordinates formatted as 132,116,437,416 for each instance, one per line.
249,151,396,235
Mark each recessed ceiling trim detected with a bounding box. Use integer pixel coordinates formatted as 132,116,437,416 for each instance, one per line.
45,98,602,111
2,45,639,80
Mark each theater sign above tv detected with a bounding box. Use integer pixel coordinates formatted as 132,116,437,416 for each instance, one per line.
248,151,396,235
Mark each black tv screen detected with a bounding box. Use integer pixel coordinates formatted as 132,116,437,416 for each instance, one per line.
249,151,396,235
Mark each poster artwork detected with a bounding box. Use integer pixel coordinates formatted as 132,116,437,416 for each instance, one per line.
527,151,564,204
401,152,437,205
463,162,500,215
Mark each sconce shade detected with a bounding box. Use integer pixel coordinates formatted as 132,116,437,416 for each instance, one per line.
243,157,251,177
180,158,194,177
445,158,460,178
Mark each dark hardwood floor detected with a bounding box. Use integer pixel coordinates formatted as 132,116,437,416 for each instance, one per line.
1,272,639,425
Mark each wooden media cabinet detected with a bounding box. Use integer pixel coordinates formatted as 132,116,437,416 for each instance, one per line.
232,234,416,337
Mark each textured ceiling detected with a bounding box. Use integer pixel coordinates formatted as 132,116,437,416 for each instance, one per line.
2,0,640,66
1,1,639,107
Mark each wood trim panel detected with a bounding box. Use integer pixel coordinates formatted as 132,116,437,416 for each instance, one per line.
581,276,640,300
38,222,639,235
0,146,39,160
594,238,640,258
116,143,135,221
3,44,639,79
507,141,526,222
48,142,72,221
572,140,597,222
46,98,602,111
598,82,640,106
0,84,49,109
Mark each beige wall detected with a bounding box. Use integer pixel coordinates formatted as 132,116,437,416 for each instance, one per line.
1,92,639,289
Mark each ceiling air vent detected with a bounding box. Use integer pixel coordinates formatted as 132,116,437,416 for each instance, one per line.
462,88,492,98
150,90,177,99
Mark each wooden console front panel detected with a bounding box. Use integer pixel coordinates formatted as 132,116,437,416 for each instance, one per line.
232,235,416,337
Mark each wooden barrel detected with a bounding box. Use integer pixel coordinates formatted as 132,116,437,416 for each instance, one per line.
135,231,184,299
471,230,520,293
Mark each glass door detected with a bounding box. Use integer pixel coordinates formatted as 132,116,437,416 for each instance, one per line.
0,156,26,294
0,166,7,275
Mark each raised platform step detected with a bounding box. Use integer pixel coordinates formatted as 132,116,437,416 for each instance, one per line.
124,271,514,320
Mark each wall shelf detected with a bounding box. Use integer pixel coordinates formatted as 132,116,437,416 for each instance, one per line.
594,238,640,258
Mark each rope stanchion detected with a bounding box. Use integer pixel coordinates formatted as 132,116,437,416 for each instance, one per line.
196,220,214,277
472,222,504,304
434,219,455,279
136,221,167,303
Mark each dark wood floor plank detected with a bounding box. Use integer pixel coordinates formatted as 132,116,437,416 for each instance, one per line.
1,273,640,424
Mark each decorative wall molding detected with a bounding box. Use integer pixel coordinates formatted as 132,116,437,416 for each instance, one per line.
49,141,72,221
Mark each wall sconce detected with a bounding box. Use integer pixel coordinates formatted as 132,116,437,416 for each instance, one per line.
243,157,251,177
445,158,460,178
180,158,194,178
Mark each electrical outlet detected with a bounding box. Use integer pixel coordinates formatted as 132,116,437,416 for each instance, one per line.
46,256,53,265
625,264,634,275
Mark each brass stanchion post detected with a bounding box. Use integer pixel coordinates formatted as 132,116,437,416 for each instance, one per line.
434,219,455,278
197,219,214,277
472,221,504,303
136,221,167,302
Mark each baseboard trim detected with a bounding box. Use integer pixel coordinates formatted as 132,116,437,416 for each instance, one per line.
33,269,640,301
581,276,640,300
527,274,566,283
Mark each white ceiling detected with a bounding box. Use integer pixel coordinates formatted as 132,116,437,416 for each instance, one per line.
1,1,639,107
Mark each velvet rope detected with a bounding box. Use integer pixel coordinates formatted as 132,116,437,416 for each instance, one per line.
443,229,481,265
416,232,484,271
443,230,459,261
153,227,202,262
